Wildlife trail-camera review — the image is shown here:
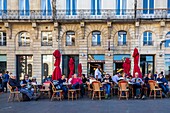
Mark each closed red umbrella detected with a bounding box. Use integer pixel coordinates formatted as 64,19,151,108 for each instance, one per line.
68,58,74,79
123,58,131,76
78,63,82,77
52,50,62,80
133,48,142,78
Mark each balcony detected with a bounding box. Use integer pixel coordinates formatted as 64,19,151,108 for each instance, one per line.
0,9,135,20
136,9,170,19
18,42,30,46
66,42,75,46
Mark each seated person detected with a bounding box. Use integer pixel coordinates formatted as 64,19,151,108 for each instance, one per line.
102,74,112,99
157,73,169,96
71,74,84,97
82,74,88,84
111,73,120,85
20,75,38,101
58,75,68,98
8,73,21,90
31,76,37,85
131,72,144,99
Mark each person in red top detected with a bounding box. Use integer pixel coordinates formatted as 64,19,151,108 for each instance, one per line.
71,74,84,97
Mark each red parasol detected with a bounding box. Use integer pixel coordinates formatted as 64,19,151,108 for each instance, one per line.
52,50,62,80
68,58,74,79
123,58,131,76
133,48,142,78
78,63,82,77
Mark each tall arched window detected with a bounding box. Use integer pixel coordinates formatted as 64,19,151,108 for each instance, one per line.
66,31,75,46
0,31,6,46
118,30,127,46
18,32,30,46
92,31,101,46
143,31,153,46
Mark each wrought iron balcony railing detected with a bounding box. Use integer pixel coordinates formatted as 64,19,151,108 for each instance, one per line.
117,41,127,46
41,41,53,46
1,9,170,20
92,42,101,46
0,9,135,20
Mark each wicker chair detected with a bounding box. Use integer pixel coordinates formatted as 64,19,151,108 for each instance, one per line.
87,82,93,98
118,80,129,100
68,89,77,101
92,81,104,100
148,80,162,99
51,83,63,101
7,83,20,102
39,82,51,99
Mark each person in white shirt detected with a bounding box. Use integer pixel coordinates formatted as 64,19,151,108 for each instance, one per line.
111,73,120,85
94,65,102,82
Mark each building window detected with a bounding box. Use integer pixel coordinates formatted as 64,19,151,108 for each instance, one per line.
116,0,126,15
19,0,30,16
66,0,77,15
91,0,101,15
42,55,53,81
143,0,154,14
168,0,170,14
143,31,153,46
41,32,52,46
0,55,7,74
92,31,101,46
18,32,30,46
41,0,52,16
165,54,170,76
118,31,127,46
0,0,7,15
165,32,170,47
0,32,6,46
16,55,33,80
66,31,75,46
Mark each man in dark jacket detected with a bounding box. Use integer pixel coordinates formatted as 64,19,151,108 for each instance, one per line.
157,73,169,95
2,71,9,93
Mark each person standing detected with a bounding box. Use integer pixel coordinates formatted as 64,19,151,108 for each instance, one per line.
95,65,102,82
0,72,3,93
2,71,9,93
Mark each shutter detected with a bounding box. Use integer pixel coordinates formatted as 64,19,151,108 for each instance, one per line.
41,0,46,15
149,0,154,14
168,0,170,14
97,0,101,15
47,0,52,15
122,0,126,15
26,0,29,15
72,0,77,15
116,0,120,15
66,0,71,15
143,32,147,45
97,34,101,45
91,0,95,15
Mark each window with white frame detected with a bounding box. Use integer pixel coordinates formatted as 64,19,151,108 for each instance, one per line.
92,31,101,46
18,32,30,46
41,0,52,16
41,32,52,46
0,0,7,15
66,0,77,15
91,0,101,15
0,32,6,46
143,31,153,46
143,0,154,14
66,31,75,46
19,0,30,16
118,31,127,46
116,0,126,15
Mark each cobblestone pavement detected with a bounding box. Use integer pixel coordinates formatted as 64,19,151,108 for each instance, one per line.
0,93,170,113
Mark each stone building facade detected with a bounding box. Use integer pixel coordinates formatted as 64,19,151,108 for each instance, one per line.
0,0,170,83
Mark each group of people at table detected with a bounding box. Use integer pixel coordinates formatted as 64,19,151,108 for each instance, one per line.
6,65,169,101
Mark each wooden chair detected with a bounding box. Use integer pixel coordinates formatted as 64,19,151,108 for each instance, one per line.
118,80,129,100
113,82,119,96
68,89,77,101
148,80,162,99
7,83,20,102
92,81,104,100
39,82,51,99
87,83,93,98
51,83,63,101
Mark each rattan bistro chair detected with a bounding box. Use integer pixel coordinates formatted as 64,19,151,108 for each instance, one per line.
92,81,104,100
118,80,129,100
7,83,20,102
148,80,162,99
51,83,63,101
